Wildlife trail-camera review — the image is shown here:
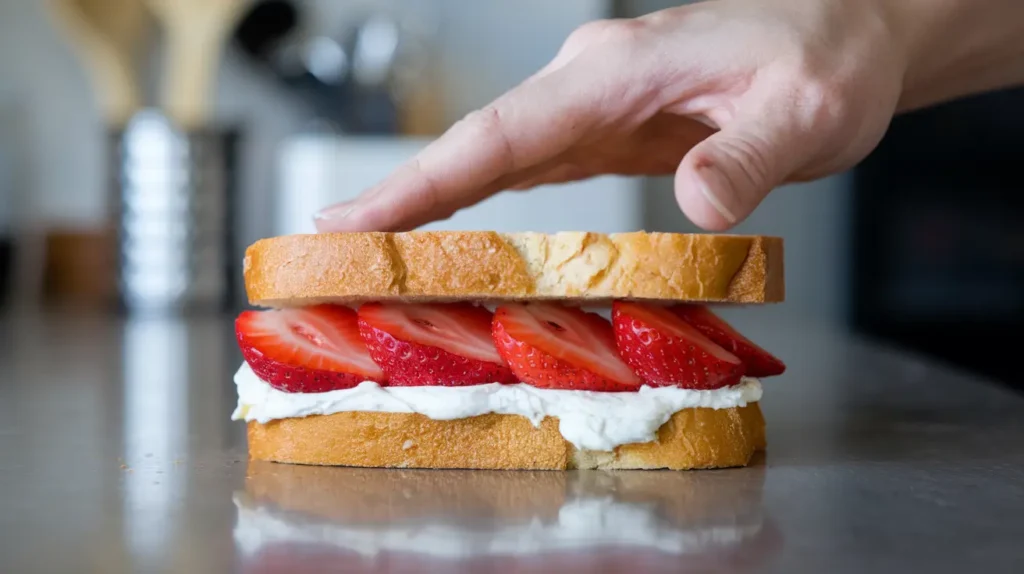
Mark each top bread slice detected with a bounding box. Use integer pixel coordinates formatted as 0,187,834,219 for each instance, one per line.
243,231,784,307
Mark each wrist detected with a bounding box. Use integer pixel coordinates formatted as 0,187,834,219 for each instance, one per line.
886,0,1024,112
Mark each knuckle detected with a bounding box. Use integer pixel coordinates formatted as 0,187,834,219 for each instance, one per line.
567,18,647,49
712,135,775,190
407,157,442,211
785,62,853,132
461,105,503,141
462,106,500,133
463,105,517,171
566,19,616,47
599,18,649,46
638,8,680,30
801,79,849,127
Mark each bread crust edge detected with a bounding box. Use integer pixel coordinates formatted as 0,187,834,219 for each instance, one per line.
246,403,766,471
243,232,785,306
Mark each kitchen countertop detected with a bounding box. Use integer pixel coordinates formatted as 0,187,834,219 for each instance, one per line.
2,310,1023,573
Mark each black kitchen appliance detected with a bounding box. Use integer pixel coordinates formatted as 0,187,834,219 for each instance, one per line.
850,87,1024,390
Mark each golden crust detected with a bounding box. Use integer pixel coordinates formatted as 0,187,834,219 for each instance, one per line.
246,403,766,471
243,231,784,307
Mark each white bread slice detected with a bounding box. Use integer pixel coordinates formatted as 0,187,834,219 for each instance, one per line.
243,231,784,307
246,403,766,471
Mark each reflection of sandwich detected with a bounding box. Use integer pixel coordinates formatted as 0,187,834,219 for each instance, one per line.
232,232,785,469
234,459,783,572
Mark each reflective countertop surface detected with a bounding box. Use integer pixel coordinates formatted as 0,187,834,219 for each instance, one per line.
2,310,1024,573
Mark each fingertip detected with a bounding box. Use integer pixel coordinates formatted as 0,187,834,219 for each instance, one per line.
313,177,401,232
673,163,739,232
313,199,390,233
313,203,354,233
315,202,401,233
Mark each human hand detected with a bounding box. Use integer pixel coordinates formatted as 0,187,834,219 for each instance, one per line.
312,0,1011,232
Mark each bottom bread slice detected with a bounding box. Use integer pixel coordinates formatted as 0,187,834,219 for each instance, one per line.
246,403,766,470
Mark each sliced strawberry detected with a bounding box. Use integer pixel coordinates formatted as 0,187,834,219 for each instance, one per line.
357,303,516,386
235,305,386,393
612,301,745,390
492,303,641,392
671,304,786,377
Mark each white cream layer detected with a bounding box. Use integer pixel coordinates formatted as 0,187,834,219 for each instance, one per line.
232,363,761,451
233,494,764,558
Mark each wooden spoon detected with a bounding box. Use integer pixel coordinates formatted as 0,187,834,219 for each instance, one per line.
45,0,150,127
144,0,249,129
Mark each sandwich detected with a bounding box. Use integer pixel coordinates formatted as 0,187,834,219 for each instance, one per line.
233,460,782,572
231,231,785,470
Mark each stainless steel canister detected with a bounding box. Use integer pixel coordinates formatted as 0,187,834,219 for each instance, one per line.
111,110,238,314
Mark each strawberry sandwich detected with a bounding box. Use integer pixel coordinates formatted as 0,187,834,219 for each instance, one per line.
232,231,785,470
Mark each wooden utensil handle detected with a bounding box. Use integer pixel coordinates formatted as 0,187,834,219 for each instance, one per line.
91,52,141,127
45,0,142,126
163,26,225,130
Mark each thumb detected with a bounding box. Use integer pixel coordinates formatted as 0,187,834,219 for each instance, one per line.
674,118,800,231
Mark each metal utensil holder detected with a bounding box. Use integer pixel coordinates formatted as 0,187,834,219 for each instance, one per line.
111,110,238,315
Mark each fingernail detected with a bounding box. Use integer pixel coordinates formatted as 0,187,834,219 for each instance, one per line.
313,203,355,231
693,169,738,224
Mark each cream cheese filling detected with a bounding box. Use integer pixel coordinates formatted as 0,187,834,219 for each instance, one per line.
232,363,761,452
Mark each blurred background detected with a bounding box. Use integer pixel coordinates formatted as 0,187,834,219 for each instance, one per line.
0,0,1021,388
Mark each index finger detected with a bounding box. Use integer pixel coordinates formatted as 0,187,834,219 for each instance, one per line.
314,56,617,232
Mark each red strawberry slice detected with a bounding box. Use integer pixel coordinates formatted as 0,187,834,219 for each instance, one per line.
492,303,641,392
671,305,786,377
357,303,516,386
612,301,745,390
235,305,386,393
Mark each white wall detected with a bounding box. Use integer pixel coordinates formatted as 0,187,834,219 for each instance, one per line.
0,0,106,228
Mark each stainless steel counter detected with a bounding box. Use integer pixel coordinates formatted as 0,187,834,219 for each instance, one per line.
2,311,1024,573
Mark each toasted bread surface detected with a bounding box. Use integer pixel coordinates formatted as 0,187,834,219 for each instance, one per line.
243,231,784,306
